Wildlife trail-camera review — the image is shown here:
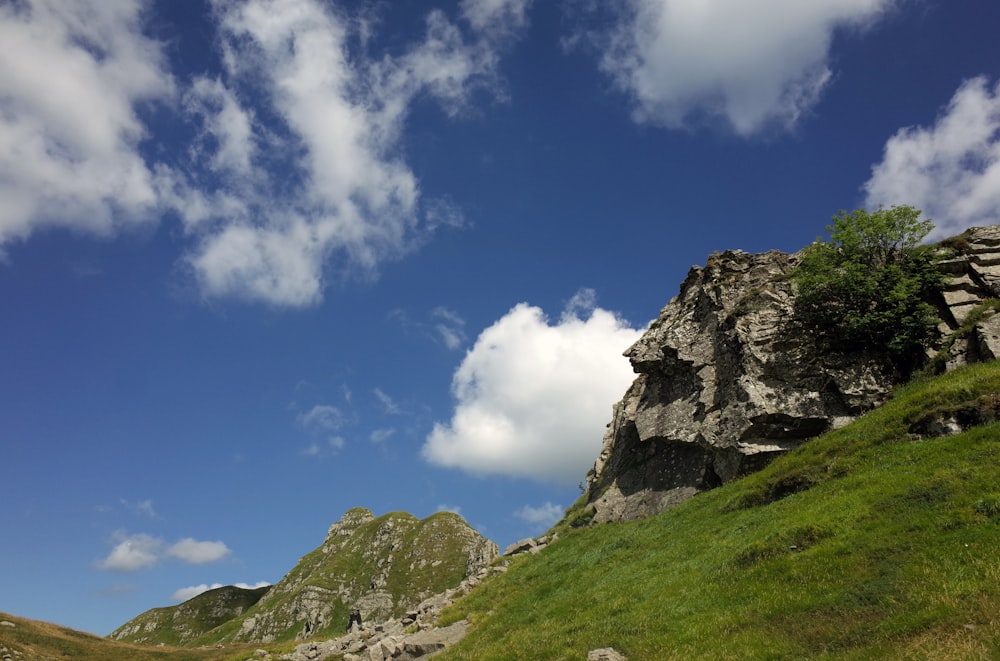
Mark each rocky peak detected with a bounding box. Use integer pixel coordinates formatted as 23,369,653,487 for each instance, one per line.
583,226,1000,525
111,508,498,647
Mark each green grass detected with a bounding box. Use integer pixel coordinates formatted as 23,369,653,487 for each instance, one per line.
436,360,1000,660
0,612,264,661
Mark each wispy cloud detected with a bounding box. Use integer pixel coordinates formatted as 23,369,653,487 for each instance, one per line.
865,76,1000,240
568,0,895,135
373,388,404,415
120,498,157,518
174,0,526,306
391,306,468,350
423,290,643,484
0,0,528,305
298,404,347,432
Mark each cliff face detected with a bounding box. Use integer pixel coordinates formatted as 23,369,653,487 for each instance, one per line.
111,508,498,646
584,226,1000,524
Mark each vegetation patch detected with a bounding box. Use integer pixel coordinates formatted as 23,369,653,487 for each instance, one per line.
436,360,1000,660
791,205,945,369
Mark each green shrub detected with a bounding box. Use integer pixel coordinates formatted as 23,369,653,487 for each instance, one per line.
791,205,944,368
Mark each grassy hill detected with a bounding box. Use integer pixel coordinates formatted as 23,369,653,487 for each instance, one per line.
108,585,270,646
5,361,1000,660
0,611,258,661
111,508,497,647
434,359,1000,660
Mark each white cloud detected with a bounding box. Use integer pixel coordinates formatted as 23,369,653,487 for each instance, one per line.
171,581,270,602
99,532,163,572
99,532,232,571
178,0,519,306
461,0,531,35
514,501,564,528
0,0,174,253
301,436,346,457
864,76,1000,240
575,0,893,135
422,291,643,484
0,0,523,306
166,538,231,564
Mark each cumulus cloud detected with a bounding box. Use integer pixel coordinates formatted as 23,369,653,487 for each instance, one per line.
514,501,564,528
171,581,271,602
864,76,1000,240
572,0,893,135
166,538,231,564
99,532,232,571
0,0,174,253
99,532,163,572
422,290,643,484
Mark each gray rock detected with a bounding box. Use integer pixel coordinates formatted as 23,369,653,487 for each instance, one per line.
584,226,1000,524
588,649,627,661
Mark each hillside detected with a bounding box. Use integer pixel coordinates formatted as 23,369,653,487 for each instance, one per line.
0,612,251,661
111,508,498,647
107,585,270,646
434,359,1000,659
5,362,1000,659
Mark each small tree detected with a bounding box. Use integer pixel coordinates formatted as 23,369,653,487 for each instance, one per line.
792,205,944,365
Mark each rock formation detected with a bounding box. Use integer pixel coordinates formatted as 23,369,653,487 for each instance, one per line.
583,226,1000,524
111,508,498,647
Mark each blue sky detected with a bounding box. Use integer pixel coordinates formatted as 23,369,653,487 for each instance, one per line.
2,0,999,636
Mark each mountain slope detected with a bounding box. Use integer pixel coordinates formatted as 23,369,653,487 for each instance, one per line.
112,508,498,647
109,585,270,646
436,359,1000,660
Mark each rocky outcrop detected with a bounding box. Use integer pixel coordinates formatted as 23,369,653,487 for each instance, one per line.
250,562,509,661
583,226,1000,524
111,508,498,647
109,585,270,645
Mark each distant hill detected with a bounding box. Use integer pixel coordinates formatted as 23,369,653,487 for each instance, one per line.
107,584,270,646
110,508,498,646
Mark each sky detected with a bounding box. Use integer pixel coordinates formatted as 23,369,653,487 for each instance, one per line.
1,0,999,637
